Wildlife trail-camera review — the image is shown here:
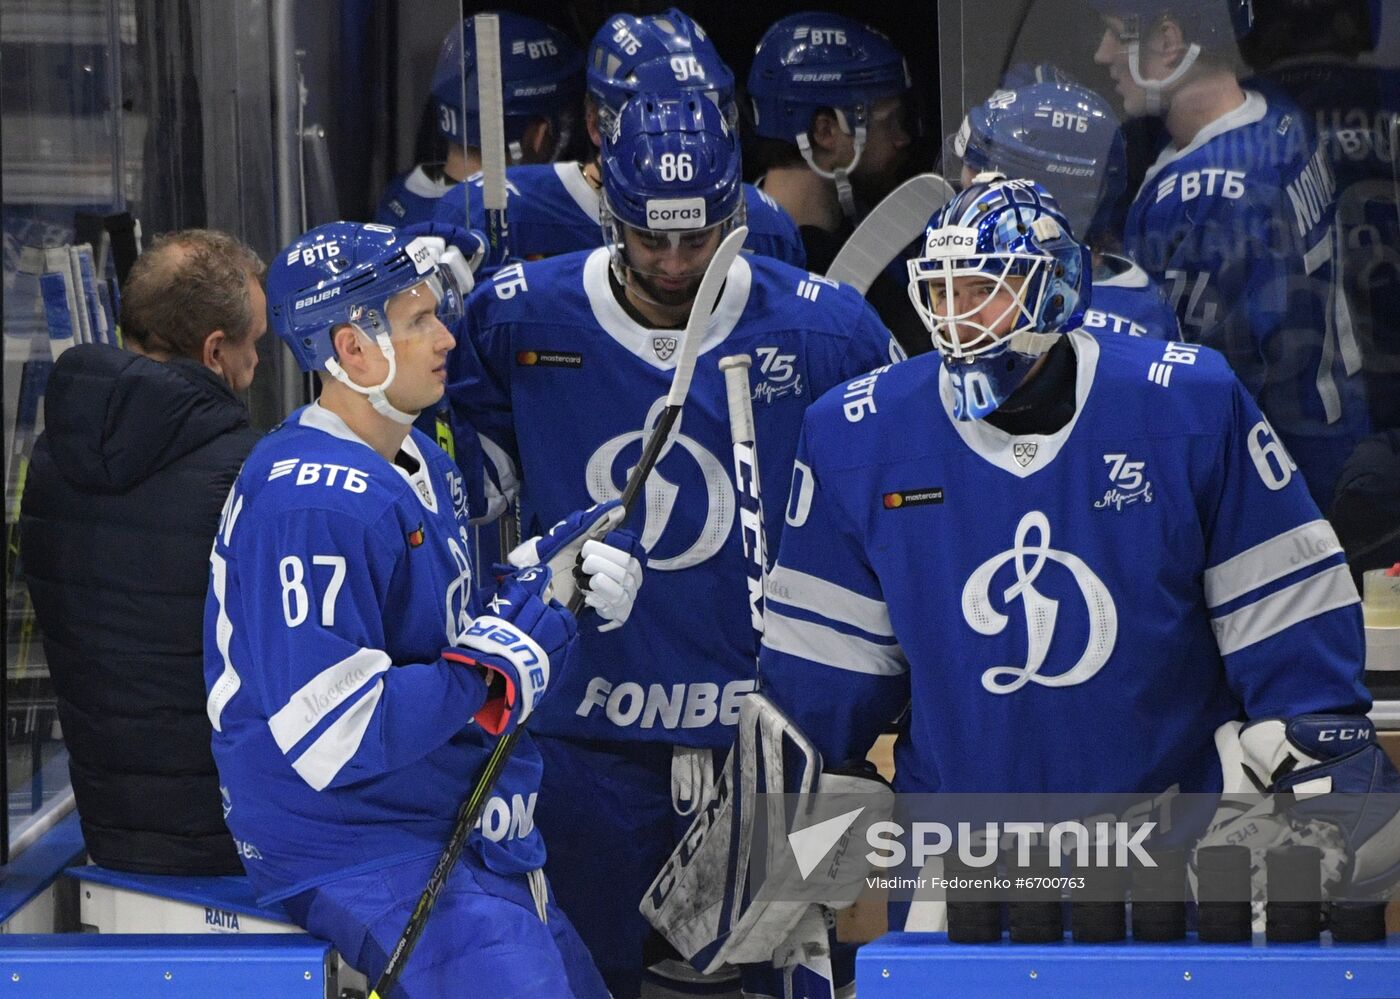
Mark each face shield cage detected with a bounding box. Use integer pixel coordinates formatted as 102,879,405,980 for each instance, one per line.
906,249,1058,358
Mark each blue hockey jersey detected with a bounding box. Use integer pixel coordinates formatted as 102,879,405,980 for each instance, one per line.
432,162,808,268
203,404,546,904
1082,252,1180,341
447,249,900,747
1248,59,1400,430
1122,90,1369,507
759,331,1367,795
374,164,457,228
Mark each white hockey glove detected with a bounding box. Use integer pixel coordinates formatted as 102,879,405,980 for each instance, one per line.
509,501,646,632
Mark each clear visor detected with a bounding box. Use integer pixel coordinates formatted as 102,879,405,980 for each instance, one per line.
906,252,1051,359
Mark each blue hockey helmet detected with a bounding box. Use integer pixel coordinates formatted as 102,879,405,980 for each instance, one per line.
906,177,1091,421
431,13,584,162
1086,0,1254,112
600,92,745,289
267,221,471,423
747,14,914,217
949,81,1126,244
587,10,736,136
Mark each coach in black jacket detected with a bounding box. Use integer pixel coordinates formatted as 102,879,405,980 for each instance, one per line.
21,230,266,875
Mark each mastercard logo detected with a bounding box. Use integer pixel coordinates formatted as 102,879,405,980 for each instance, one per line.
517,351,538,365
883,493,903,509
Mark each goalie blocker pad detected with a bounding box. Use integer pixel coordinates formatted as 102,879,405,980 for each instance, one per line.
640,692,892,975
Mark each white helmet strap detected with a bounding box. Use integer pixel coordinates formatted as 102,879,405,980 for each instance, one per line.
796,109,867,223
324,326,417,426
1124,19,1202,115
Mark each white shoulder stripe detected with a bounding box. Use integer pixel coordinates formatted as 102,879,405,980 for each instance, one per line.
205,551,241,733
290,681,385,791
1211,563,1359,656
1204,519,1342,608
763,607,907,677
269,648,392,754
765,566,893,639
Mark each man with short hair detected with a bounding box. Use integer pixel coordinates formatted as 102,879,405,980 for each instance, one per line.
1089,0,1370,508
22,228,267,875
207,221,641,996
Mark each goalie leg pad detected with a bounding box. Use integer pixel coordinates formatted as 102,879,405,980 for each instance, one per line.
640,693,892,976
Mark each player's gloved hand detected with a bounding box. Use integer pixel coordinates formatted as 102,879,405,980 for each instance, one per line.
445,565,577,736
1238,715,1400,899
400,221,487,295
507,501,646,632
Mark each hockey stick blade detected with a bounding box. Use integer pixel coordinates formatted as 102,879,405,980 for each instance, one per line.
368,225,746,999
825,173,954,294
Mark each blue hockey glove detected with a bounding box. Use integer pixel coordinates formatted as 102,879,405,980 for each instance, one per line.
400,221,486,298
447,566,577,736
1239,715,1400,899
507,501,646,632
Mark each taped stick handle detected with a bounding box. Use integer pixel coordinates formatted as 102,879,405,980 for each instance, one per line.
719,354,755,445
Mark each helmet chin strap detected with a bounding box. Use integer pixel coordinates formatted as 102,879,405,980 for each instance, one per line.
1128,38,1201,115
324,327,418,426
796,109,868,223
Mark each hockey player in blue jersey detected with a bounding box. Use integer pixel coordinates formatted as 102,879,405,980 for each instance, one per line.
1243,0,1400,431
374,14,583,228
949,79,1181,341
204,221,646,997
756,177,1397,927
443,91,901,997
747,13,917,267
1089,0,1370,508
431,9,806,269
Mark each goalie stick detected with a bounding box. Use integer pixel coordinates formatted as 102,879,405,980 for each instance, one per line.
718,354,766,638
472,12,521,558
825,173,954,294
368,224,750,999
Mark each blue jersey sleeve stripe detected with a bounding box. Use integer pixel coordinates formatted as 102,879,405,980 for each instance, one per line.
1203,518,1343,608
762,607,907,677
765,565,893,638
268,648,392,754
1211,563,1359,656
289,680,386,791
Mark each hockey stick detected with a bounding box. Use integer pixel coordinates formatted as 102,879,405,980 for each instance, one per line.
719,355,767,638
472,12,521,559
368,224,749,999
825,173,954,294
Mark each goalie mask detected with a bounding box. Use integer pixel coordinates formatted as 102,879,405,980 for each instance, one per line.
907,177,1090,421
268,221,472,424
599,92,745,308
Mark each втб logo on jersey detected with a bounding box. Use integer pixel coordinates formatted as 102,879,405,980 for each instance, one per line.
586,397,733,570
963,511,1117,695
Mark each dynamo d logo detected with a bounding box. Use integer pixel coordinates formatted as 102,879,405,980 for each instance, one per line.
585,397,733,571
963,510,1117,694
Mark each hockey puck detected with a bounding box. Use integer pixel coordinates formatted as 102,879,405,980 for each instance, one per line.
1328,901,1387,944
1195,844,1251,943
1265,846,1322,942
1132,849,1186,942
